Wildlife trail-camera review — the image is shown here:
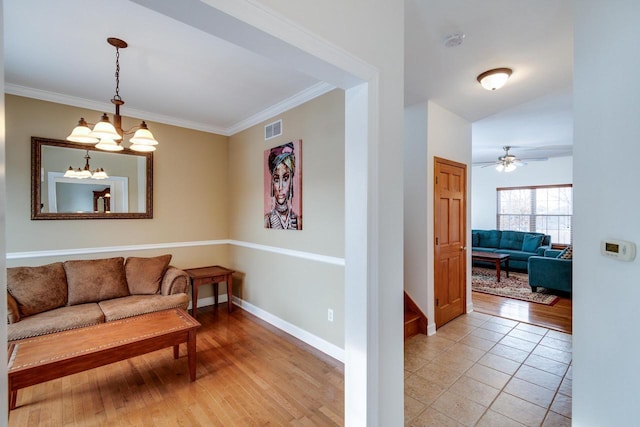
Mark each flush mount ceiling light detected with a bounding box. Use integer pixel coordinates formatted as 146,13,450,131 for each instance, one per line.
67,38,158,152
477,67,513,91
63,150,108,179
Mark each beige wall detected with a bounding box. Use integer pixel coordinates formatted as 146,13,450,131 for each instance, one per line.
228,89,345,347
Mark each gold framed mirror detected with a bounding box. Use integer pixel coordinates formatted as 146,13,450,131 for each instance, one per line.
31,136,153,220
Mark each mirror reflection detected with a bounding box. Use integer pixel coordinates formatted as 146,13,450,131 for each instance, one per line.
32,137,153,220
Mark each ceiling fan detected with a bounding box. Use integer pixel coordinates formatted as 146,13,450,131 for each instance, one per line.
475,146,547,172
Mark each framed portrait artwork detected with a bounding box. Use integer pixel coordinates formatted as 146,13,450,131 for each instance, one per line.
264,140,302,230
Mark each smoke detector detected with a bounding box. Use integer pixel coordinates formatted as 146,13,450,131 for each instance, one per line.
443,32,465,48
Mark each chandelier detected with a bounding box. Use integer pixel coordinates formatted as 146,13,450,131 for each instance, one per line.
63,150,108,179
66,38,158,152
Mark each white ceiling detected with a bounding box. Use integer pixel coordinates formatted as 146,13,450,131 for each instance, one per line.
3,0,573,162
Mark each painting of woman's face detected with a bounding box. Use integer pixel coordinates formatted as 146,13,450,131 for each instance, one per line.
264,140,302,230
272,162,291,205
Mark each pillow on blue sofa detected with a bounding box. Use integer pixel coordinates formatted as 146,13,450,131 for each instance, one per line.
559,245,573,259
522,233,544,252
472,232,479,247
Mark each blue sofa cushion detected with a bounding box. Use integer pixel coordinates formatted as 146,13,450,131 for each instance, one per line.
477,230,500,248
522,233,544,252
499,231,524,250
472,232,479,247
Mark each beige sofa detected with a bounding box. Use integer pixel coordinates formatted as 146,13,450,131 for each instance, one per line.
6,255,190,342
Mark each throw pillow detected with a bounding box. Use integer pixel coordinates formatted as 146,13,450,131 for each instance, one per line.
559,245,573,259
522,234,544,252
125,254,172,295
64,257,129,305
7,262,68,317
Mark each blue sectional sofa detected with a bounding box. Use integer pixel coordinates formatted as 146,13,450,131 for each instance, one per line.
528,248,573,294
472,229,551,272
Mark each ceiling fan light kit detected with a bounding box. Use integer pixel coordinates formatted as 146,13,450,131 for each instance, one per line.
66,38,159,152
477,67,513,91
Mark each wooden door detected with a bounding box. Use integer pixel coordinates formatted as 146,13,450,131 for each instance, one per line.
434,157,467,328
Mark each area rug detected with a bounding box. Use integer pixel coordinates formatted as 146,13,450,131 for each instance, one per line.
471,267,560,305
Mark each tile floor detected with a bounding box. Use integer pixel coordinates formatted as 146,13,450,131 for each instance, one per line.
404,311,572,426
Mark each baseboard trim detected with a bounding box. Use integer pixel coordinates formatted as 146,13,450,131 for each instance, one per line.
190,295,344,363
466,302,474,313
231,296,345,363
188,294,228,310
427,322,437,336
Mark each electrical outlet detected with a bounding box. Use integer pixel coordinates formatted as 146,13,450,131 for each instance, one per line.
327,308,334,322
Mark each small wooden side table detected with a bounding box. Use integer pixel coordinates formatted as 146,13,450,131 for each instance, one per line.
185,265,235,319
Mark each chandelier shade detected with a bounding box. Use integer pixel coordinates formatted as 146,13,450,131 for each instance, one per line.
66,38,159,152
90,114,122,141
95,138,124,152
67,118,99,143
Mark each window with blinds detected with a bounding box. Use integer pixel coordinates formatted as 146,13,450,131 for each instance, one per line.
497,184,573,244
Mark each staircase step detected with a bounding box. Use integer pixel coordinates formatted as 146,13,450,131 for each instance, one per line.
404,291,428,341
404,310,423,340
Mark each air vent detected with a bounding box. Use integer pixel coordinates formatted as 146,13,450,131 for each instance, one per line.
265,119,282,141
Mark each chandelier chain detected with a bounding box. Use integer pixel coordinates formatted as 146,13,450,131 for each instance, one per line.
113,47,122,102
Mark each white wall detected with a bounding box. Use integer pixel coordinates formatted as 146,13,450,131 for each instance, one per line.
573,1,640,425
404,103,429,320
404,101,472,333
471,156,573,229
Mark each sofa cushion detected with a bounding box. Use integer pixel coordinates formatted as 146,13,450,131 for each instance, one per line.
559,245,573,259
7,262,68,317
64,257,129,305
477,230,500,248
494,249,536,262
522,233,544,252
472,232,479,247
125,254,172,295
7,303,104,341
499,231,525,250
98,294,190,322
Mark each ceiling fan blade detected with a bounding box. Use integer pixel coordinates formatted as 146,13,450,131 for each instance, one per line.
472,160,499,167
518,157,548,162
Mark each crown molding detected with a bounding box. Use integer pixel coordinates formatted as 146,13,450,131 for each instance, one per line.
6,81,335,137
225,82,335,135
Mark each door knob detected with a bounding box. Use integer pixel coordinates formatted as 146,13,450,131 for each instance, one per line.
461,246,467,250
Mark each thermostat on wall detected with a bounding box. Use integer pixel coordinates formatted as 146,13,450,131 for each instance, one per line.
601,239,636,261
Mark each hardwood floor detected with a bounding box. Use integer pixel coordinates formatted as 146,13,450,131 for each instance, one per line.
472,291,572,334
8,306,345,426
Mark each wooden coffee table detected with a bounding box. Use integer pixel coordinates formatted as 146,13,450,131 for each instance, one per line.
7,308,200,410
472,251,510,282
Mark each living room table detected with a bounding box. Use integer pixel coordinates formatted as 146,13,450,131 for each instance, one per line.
472,251,510,282
7,308,200,410
185,265,235,319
